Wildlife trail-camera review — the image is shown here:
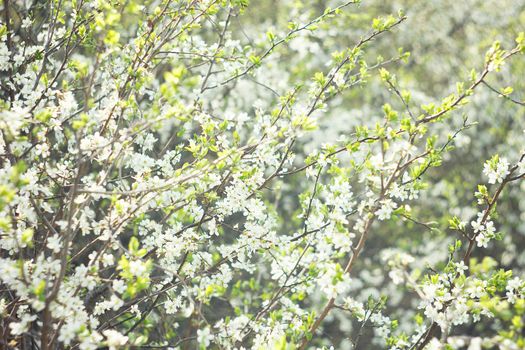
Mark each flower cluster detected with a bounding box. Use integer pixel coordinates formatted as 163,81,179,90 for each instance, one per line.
471,213,497,248
483,155,510,184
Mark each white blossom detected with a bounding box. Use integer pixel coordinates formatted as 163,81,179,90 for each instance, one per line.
103,330,128,349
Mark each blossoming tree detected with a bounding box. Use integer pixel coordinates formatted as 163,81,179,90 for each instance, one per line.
1,0,525,349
